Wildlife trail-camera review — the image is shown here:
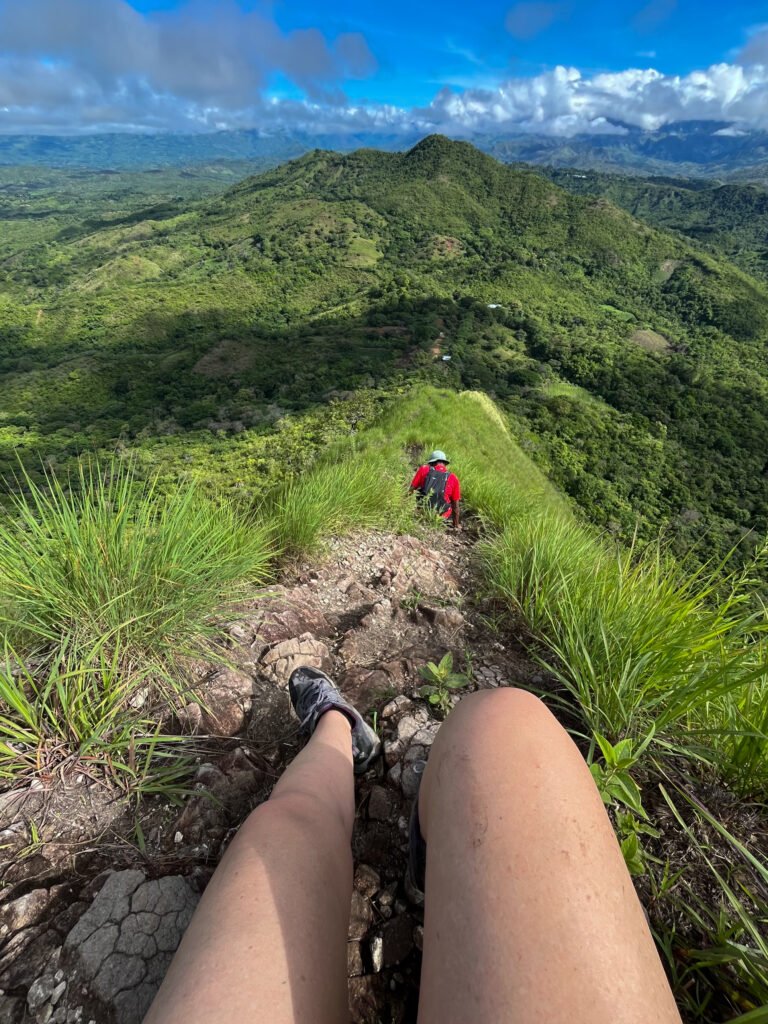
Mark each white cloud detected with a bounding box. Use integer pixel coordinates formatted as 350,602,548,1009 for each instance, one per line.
0,0,377,130
1,0,768,137
409,62,768,135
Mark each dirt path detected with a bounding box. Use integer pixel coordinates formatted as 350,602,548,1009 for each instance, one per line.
0,529,544,1024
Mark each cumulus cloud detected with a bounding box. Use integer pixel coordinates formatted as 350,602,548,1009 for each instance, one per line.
407,62,768,135
1,0,768,137
0,0,377,130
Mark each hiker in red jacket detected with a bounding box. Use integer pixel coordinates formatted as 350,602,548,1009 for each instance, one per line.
411,450,461,529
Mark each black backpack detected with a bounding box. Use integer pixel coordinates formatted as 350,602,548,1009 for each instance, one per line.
419,466,450,514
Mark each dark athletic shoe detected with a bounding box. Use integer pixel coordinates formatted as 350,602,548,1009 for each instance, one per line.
288,665,381,775
405,796,427,906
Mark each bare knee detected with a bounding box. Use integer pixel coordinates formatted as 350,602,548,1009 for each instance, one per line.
238,791,352,851
437,686,562,751
420,688,580,832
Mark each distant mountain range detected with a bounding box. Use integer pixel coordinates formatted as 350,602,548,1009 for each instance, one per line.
3,120,768,179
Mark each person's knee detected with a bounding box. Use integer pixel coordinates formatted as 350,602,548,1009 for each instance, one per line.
440,686,559,748
240,790,350,848
424,688,571,794
420,688,580,836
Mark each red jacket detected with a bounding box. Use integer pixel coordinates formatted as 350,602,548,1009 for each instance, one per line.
411,463,460,518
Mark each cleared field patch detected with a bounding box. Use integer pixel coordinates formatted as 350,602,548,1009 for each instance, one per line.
541,379,611,408
631,328,670,352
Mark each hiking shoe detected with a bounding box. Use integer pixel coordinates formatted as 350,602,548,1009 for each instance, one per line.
288,665,381,775
405,795,427,906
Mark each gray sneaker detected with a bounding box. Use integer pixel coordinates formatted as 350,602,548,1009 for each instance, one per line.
288,666,381,775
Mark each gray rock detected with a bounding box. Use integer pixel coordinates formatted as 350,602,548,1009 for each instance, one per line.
50,981,66,1006
384,710,430,766
403,744,427,766
411,726,439,748
381,696,410,719
401,762,426,799
396,713,428,744
414,924,424,951
27,974,55,1013
387,763,403,788
4,888,51,936
62,870,198,1024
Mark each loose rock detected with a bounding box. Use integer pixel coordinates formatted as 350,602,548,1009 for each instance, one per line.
367,786,394,822
258,634,332,686
353,865,381,899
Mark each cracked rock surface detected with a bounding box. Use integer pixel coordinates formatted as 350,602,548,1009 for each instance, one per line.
51,870,199,1024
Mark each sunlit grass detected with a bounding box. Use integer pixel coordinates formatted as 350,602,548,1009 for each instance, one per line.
0,462,274,663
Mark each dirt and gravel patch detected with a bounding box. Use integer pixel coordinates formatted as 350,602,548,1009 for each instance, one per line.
0,529,544,1023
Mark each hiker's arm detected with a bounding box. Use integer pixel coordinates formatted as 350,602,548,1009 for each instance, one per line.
451,501,460,529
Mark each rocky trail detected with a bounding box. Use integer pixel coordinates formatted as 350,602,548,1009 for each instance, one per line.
0,529,544,1024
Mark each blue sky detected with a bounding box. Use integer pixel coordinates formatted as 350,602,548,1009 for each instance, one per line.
131,0,768,105
1,0,768,133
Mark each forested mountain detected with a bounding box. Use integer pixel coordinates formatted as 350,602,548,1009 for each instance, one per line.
544,168,768,281
2,135,768,563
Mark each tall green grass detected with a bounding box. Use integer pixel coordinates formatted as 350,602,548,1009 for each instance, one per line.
0,638,188,791
480,516,767,745
0,463,273,663
0,464,273,787
265,455,413,557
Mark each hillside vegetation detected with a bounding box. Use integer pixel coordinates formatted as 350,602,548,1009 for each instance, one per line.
546,167,768,281
2,137,768,570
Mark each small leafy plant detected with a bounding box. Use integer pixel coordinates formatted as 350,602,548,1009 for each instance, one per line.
589,731,659,875
418,652,470,714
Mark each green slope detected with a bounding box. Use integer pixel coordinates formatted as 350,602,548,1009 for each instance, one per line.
545,167,768,280
2,136,768,564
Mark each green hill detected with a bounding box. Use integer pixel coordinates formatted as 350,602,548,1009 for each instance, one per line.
2,136,768,563
545,168,768,280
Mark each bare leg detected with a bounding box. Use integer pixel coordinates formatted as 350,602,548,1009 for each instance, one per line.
417,689,682,1024
144,710,354,1024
